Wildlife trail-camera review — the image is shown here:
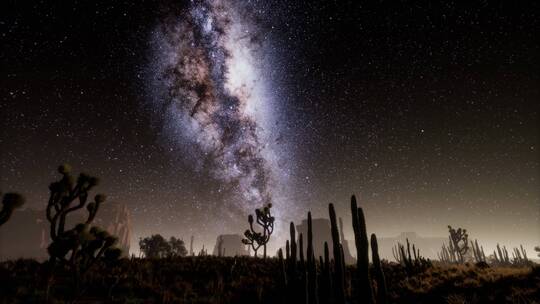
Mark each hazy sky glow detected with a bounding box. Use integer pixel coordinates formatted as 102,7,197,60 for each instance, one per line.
1,1,539,256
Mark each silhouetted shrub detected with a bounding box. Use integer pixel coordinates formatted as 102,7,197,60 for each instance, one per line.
139,234,188,258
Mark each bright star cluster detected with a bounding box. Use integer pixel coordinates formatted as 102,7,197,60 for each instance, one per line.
147,0,294,224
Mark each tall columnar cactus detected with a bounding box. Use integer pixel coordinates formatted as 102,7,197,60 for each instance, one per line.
471,239,486,263
190,235,194,256
371,233,388,304
0,192,25,227
350,195,375,304
329,203,345,304
394,238,431,274
242,203,274,258
437,240,458,264
511,245,529,266
299,233,305,268
286,221,301,303
290,222,297,271
46,164,121,272
319,241,332,303
298,232,307,303
493,244,511,265
520,245,528,261
306,212,318,304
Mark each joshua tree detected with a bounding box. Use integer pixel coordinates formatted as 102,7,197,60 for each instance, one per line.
46,164,121,273
447,225,469,263
0,192,25,227
242,203,274,258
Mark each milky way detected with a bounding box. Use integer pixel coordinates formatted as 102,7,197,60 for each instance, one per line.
148,0,291,220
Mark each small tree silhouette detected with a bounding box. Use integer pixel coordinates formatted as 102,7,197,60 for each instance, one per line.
242,203,274,258
139,234,170,258
139,235,187,258
0,192,25,227
168,237,188,257
448,225,469,263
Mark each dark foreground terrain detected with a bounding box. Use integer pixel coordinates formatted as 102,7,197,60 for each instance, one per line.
1,257,538,304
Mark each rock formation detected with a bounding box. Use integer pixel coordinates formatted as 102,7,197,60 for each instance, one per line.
296,217,356,264
212,234,249,256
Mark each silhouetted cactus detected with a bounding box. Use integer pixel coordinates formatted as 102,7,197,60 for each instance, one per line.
306,212,318,304
290,222,297,273
493,243,511,265
350,195,375,304
299,233,305,268
298,232,307,303
511,245,529,266
371,233,388,304
329,203,345,304
284,221,302,303
198,244,208,256
319,241,332,303
394,238,431,274
242,203,274,258
471,239,486,263
286,240,291,260
437,240,458,264
0,192,25,227
45,164,121,273
492,244,530,267
190,235,194,256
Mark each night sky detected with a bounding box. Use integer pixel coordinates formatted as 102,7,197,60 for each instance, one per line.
2,1,539,255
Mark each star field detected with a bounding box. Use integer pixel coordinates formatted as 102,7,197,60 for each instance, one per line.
1,1,539,254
